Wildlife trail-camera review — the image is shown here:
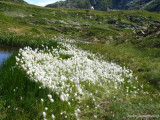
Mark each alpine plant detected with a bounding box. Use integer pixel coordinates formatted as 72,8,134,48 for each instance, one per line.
16,37,141,119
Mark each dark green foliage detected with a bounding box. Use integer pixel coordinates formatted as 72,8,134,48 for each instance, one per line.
75,0,91,9
144,68,160,87
59,53,73,59
0,32,58,48
0,53,76,119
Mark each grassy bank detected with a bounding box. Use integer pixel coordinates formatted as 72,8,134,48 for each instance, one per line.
0,53,77,120
0,38,160,120
78,42,160,89
0,1,160,119
0,32,58,48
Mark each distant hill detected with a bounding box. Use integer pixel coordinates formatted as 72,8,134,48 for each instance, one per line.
45,0,111,11
46,0,160,12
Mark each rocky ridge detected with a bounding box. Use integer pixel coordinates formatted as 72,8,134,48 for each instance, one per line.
46,0,160,12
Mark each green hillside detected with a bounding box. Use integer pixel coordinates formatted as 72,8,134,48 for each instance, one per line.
0,1,160,120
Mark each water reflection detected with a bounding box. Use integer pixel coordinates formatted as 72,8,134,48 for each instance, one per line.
0,46,13,66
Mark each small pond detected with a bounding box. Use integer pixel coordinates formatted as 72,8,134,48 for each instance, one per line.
0,46,14,66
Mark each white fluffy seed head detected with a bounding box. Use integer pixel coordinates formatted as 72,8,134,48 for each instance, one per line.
16,38,139,119
43,112,46,117
52,114,55,119
48,94,52,99
94,115,97,118
50,98,54,103
41,98,44,102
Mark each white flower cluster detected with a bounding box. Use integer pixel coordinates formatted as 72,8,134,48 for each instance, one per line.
16,38,137,118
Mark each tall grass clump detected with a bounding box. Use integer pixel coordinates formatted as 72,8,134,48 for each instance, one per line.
0,32,58,48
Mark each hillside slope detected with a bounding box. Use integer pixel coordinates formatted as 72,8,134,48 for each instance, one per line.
0,1,160,120
46,0,160,12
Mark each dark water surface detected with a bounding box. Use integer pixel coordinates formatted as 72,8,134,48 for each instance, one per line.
0,46,14,66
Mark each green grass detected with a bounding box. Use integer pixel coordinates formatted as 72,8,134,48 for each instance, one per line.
1,52,160,120
0,32,58,48
0,0,160,119
0,53,77,119
77,42,160,87
77,42,160,119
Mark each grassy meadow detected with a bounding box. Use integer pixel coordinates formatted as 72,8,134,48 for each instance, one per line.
0,1,160,120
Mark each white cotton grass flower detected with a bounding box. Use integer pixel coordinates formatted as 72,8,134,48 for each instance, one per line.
94,115,97,119
50,98,54,103
43,112,46,117
52,114,55,119
77,86,83,95
41,98,44,103
47,94,54,102
48,94,52,99
75,108,81,118
60,93,69,101
75,108,81,113
68,102,71,106
45,107,48,111
16,37,141,118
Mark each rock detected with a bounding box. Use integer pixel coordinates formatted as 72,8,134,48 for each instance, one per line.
47,20,58,24
86,15,92,19
107,20,135,29
93,37,100,42
29,20,39,24
98,21,102,25
104,19,108,22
